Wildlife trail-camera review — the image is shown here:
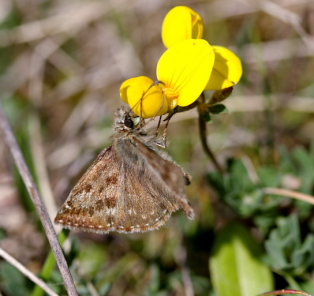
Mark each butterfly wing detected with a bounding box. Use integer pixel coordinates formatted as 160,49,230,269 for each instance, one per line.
111,136,194,233
129,136,194,218
55,135,194,234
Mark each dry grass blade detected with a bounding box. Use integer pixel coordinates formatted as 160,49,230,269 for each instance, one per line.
0,2,109,47
264,188,314,205
0,247,59,296
0,106,78,296
206,0,311,21
243,38,314,63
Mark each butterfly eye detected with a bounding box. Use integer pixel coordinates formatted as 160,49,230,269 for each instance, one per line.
124,116,134,129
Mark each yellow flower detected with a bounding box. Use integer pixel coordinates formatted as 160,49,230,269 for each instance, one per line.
206,46,243,90
157,39,214,107
120,39,214,118
162,6,204,48
162,6,242,91
120,76,167,118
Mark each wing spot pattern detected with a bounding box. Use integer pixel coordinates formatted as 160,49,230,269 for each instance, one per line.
104,196,117,209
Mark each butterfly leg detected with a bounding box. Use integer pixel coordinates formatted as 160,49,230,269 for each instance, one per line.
173,192,195,220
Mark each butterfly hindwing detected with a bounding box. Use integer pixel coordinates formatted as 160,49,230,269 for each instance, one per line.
115,136,194,226
130,136,194,219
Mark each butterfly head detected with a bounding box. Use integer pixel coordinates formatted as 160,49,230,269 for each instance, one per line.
114,108,143,133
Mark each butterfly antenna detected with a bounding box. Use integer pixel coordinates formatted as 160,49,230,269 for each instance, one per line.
139,86,144,118
160,103,176,147
126,80,168,132
147,81,168,137
155,116,162,134
127,81,161,117
161,116,171,147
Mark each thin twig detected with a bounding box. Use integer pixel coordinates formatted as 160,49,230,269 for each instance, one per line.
31,230,70,296
263,188,314,205
206,0,311,22
0,247,58,296
181,264,194,296
28,114,58,220
0,106,78,296
259,289,312,296
175,242,194,296
87,282,101,296
259,0,313,47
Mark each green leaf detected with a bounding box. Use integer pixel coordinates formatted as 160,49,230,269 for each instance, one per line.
208,104,228,114
300,275,314,295
265,215,314,275
258,166,281,187
145,264,160,294
78,243,108,279
201,111,211,122
265,215,300,272
210,87,234,104
292,235,314,271
0,262,31,296
0,227,7,240
209,223,273,296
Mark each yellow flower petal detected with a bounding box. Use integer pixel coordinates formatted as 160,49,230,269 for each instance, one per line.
120,76,168,118
162,6,204,48
205,46,243,90
157,39,214,108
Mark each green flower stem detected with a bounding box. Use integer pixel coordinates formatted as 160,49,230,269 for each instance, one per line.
163,94,224,174
31,230,70,296
163,101,199,122
197,93,224,174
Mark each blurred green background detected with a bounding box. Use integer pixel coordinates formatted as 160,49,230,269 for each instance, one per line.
0,0,314,295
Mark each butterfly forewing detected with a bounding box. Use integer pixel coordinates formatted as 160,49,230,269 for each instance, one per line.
54,146,121,233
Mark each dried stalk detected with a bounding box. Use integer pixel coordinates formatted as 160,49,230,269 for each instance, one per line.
0,247,58,296
263,188,314,205
259,289,312,296
0,106,78,296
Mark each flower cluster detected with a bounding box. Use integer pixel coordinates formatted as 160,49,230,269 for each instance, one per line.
120,6,242,118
